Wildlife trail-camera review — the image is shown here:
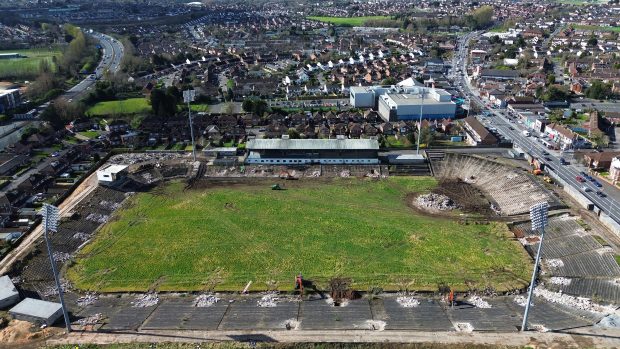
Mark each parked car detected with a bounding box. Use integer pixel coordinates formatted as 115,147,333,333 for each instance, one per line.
593,181,602,188
581,186,591,192
576,176,586,183
596,191,606,198
559,158,567,165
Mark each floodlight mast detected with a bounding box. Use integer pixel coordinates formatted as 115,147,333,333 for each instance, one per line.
521,202,549,332
416,87,425,155
183,89,197,161
42,204,71,332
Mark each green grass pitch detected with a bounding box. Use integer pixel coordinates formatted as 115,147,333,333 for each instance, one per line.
68,177,532,292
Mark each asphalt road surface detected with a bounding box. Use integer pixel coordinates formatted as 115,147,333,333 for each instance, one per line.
454,32,620,225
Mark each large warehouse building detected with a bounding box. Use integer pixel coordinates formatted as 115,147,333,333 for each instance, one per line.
350,85,456,122
246,137,380,165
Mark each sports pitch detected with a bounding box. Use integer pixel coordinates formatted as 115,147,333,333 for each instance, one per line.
0,49,61,80
68,177,532,292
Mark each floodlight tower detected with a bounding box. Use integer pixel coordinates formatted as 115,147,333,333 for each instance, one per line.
521,202,549,332
183,89,197,161
42,203,71,332
416,87,426,155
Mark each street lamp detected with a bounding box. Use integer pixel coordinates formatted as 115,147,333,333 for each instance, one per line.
521,201,549,332
183,89,197,161
41,204,71,333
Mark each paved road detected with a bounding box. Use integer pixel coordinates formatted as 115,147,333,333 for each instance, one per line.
63,32,124,102
454,32,620,225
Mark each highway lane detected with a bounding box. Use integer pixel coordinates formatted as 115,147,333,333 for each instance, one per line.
454,32,620,224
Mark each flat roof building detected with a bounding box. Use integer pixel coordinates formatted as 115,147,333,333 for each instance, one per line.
0,276,19,309
96,164,128,184
246,137,379,165
9,298,63,326
350,84,457,122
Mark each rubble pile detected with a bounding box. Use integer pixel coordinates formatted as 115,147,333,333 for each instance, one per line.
513,295,533,307
194,294,219,307
309,171,320,177
534,288,615,314
41,279,72,297
532,324,549,332
416,193,459,211
339,170,350,178
468,295,492,308
549,277,572,286
282,319,300,330
518,236,539,246
396,296,420,308
363,320,386,331
77,293,99,307
455,322,474,332
99,200,121,210
77,313,104,327
52,252,71,263
257,293,279,307
325,297,349,307
132,293,159,308
86,213,109,224
10,276,21,285
545,259,564,268
72,232,92,241
110,153,185,165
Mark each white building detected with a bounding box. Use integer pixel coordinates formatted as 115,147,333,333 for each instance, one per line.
350,84,456,122
96,164,128,184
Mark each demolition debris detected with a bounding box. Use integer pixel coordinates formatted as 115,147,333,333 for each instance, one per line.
77,293,99,307
258,293,279,307
132,293,159,307
194,294,219,307
468,295,492,308
396,296,420,308
416,193,459,211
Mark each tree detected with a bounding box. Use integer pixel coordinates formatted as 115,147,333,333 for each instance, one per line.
546,75,556,86
542,85,569,102
466,5,494,30
587,36,598,47
585,80,612,100
287,128,300,139
150,88,178,117
419,126,435,147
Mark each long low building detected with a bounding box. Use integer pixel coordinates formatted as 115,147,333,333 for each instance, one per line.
246,137,380,165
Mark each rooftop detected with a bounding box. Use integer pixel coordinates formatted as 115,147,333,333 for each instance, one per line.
0,276,18,302
386,94,455,106
9,298,62,319
247,138,379,151
99,164,128,174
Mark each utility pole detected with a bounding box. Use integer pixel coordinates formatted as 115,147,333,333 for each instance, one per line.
42,204,71,333
521,202,549,332
183,89,197,161
416,87,425,155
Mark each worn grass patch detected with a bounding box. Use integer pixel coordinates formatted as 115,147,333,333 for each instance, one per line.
68,177,532,292
0,49,62,80
86,98,150,116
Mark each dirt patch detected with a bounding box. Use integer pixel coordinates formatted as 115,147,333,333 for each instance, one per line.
433,179,496,216
0,320,59,345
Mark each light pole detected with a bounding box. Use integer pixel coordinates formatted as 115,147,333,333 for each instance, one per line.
416,87,425,155
183,89,197,161
521,201,549,332
42,204,71,333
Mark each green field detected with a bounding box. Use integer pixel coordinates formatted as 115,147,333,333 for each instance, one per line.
86,98,151,116
68,178,531,293
573,24,620,32
0,49,62,80
307,16,393,27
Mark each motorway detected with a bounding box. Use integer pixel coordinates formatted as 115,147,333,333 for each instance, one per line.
453,32,620,225
63,31,124,102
